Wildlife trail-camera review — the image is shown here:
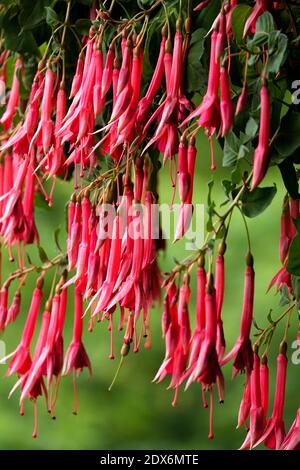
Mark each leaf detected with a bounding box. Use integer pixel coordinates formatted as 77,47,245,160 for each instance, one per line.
245,117,258,140
45,6,59,28
256,12,275,34
38,245,49,264
221,180,234,200
75,18,92,35
223,131,249,167
223,131,240,167
287,218,300,276
185,28,206,93
238,185,277,218
278,158,300,200
19,0,53,31
274,111,300,157
16,67,29,101
267,34,288,75
292,275,300,307
35,191,51,210
206,179,215,231
279,283,290,307
54,227,62,252
231,4,252,44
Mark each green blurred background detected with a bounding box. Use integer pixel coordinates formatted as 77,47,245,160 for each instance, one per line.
0,133,298,450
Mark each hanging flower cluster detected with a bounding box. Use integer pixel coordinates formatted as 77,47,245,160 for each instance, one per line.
0,0,299,449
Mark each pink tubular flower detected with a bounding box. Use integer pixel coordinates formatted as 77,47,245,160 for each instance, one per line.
254,344,288,449
63,285,92,377
243,0,272,37
183,31,221,135
251,84,270,190
260,354,269,420
235,85,247,116
215,242,226,359
240,351,265,449
222,253,254,377
4,277,44,376
185,274,224,397
237,378,251,429
0,284,9,331
280,408,300,450
5,289,21,326
0,58,22,130
220,66,234,137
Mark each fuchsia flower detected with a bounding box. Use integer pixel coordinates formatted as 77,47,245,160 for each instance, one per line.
63,286,91,377
280,408,300,450
0,284,9,330
220,66,234,137
3,277,43,376
187,278,224,387
215,241,226,359
243,0,272,37
0,58,23,130
251,84,270,190
183,31,221,135
240,351,266,449
253,344,288,449
222,253,254,377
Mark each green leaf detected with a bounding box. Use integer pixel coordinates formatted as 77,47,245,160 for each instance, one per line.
278,283,290,307
267,34,288,75
206,179,215,231
231,4,252,44
256,12,275,34
278,158,300,200
274,111,300,157
16,67,29,101
287,218,300,276
45,6,59,28
19,0,53,31
38,245,49,264
238,185,277,218
292,275,300,307
54,227,62,252
245,117,258,140
185,28,206,93
223,131,240,167
74,18,92,35
223,131,249,167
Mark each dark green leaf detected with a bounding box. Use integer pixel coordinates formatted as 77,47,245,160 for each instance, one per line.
206,179,215,231
278,158,299,200
54,227,62,252
74,18,92,35
231,4,252,44
19,0,53,31
292,275,300,300
45,6,59,28
287,218,300,275
238,185,277,218
278,283,290,307
186,28,206,93
38,245,49,264
274,111,300,157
